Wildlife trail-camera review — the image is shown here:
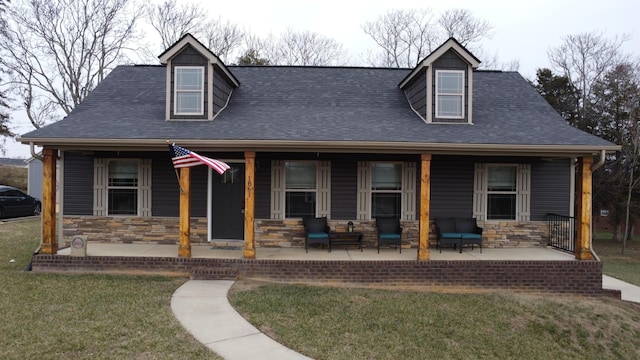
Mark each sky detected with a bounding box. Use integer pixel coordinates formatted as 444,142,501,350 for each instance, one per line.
4,0,639,158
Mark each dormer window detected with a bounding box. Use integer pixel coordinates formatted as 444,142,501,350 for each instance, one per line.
174,66,204,115
435,70,464,119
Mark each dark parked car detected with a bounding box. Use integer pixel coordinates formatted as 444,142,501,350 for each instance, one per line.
0,185,41,219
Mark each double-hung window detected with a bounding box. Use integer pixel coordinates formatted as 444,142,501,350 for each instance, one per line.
486,165,517,220
285,161,317,218
108,160,139,215
435,70,464,118
174,66,204,115
371,163,402,218
474,163,530,221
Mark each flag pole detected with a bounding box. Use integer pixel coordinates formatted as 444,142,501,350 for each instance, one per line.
167,140,184,193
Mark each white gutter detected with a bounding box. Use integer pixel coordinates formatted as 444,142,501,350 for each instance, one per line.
591,149,606,171
29,142,44,161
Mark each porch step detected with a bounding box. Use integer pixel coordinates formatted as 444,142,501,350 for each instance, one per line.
209,240,244,250
190,266,239,280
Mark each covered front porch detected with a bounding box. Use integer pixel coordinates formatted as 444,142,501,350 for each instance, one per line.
37,150,598,261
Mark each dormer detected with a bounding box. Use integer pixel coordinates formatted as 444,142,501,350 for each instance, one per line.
399,38,480,124
158,34,239,121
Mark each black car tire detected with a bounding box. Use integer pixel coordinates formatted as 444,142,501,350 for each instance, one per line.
33,203,42,216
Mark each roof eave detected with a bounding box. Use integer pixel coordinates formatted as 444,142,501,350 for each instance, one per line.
17,137,620,157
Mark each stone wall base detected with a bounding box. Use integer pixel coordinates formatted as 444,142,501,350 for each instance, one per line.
62,216,549,249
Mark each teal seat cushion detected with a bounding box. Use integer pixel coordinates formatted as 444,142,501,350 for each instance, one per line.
461,233,482,240
441,233,462,239
308,232,329,239
379,233,401,239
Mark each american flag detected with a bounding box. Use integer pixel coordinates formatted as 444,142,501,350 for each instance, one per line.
168,143,230,175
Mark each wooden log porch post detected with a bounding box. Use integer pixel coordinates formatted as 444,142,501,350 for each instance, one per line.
40,148,57,254
576,156,593,260
418,153,431,260
243,151,256,259
178,167,191,258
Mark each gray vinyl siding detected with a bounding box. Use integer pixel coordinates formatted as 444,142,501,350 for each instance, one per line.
404,68,427,119
432,50,469,124
255,158,271,219
213,66,234,114
151,154,212,217
170,45,208,120
63,152,94,215
61,151,570,222
331,159,358,219
151,153,180,217
530,158,571,220
428,156,570,220
429,156,475,218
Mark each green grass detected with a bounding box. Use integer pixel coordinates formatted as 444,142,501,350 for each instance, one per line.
593,232,640,286
229,282,640,360
5,219,640,359
0,219,220,360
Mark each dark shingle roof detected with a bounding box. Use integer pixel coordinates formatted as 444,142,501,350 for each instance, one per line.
20,65,614,150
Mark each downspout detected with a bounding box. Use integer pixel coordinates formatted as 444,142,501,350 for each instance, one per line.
590,149,606,262
30,142,44,161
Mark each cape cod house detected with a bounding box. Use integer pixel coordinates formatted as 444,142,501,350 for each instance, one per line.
19,34,618,263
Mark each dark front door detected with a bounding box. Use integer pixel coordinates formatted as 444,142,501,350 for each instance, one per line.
211,164,245,240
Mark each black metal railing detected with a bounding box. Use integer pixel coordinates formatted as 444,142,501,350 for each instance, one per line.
546,213,575,252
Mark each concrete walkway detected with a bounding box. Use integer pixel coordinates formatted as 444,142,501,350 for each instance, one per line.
603,275,640,304
173,277,640,360
171,280,312,360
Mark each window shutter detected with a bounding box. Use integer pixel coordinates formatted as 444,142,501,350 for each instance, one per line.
356,161,371,220
317,161,331,219
93,158,107,216
517,164,531,221
402,162,416,221
139,159,152,217
270,160,284,219
473,163,487,220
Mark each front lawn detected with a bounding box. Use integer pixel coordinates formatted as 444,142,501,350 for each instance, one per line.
0,219,220,360
593,232,640,286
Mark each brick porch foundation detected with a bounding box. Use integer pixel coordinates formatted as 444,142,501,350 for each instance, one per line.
31,255,604,297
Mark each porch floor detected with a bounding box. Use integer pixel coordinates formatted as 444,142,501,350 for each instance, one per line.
57,242,576,261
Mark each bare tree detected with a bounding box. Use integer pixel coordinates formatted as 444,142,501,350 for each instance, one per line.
202,19,245,62
362,9,438,68
438,8,493,47
548,31,629,133
145,0,245,63
146,0,206,49
0,0,14,153
362,8,492,68
268,29,348,66
0,0,143,129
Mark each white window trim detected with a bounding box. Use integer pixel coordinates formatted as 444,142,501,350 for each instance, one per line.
473,163,530,221
174,66,204,116
106,159,140,216
370,162,403,219
435,69,465,119
357,161,414,221
94,158,152,217
270,160,331,220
